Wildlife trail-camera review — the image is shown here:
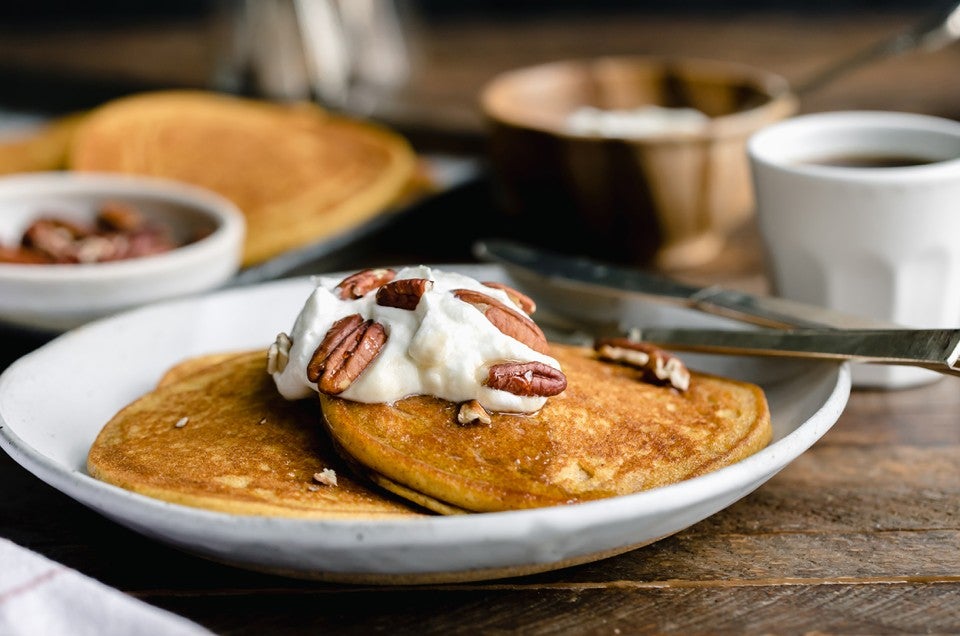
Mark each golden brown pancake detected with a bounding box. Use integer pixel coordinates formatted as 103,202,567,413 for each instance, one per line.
155,350,253,388
320,342,772,513
67,90,418,267
87,349,426,519
0,112,85,175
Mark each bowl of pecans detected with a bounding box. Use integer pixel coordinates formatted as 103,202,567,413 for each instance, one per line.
0,172,245,333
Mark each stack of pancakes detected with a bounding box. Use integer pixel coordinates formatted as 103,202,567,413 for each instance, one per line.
87,341,771,517
0,90,421,268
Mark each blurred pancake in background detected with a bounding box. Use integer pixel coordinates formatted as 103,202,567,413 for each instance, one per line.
67,90,419,266
155,350,252,388
0,112,84,175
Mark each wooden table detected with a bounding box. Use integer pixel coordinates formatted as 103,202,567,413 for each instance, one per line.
1,7,958,635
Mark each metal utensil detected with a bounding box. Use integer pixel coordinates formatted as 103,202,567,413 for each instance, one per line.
473,239,960,379
793,0,960,97
629,327,960,378
473,238,896,329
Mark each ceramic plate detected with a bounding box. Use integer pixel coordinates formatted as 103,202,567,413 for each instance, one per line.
0,264,850,584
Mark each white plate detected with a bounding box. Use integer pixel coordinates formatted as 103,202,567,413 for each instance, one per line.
0,264,851,584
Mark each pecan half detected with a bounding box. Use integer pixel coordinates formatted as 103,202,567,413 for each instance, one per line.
481,281,536,315
307,314,363,381
376,277,433,310
453,289,549,354
121,226,176,259
96,201,145,233
486,361,567,397
334,268,396,300
74,234,128,263
457,399,492,426
307,314,387,394
21,218,89,262
595,338,690,391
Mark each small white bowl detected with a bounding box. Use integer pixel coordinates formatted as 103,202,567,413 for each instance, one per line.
0,172,245,333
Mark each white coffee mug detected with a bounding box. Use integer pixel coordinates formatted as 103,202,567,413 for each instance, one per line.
747,110,960,389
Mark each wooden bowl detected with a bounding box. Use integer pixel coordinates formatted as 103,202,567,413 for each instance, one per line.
480,55,798,271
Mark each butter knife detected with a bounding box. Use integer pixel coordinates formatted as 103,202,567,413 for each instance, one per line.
473,238,896,329
628,327,960,378
473,239,960,378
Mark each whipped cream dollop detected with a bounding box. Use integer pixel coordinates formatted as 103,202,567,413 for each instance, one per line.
270,265,562,414
567,104,709,138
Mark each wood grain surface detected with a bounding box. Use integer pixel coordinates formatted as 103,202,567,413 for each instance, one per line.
1,7,958,635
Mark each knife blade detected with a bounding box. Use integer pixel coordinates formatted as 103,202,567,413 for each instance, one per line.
473,238,899,329
629,327,960,378
473,238,960,378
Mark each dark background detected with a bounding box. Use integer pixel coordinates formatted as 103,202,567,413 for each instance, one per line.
0,0,953,112
0,0,953,26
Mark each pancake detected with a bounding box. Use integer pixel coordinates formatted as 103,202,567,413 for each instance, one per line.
67,90,418,267
0,112,85,175
319,342,772,513
87,349,425,519
155,350,253,388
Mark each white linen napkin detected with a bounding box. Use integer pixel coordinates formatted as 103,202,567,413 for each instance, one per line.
0,537,213,636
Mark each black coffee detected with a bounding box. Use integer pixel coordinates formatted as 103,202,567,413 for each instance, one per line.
802,154,941,168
